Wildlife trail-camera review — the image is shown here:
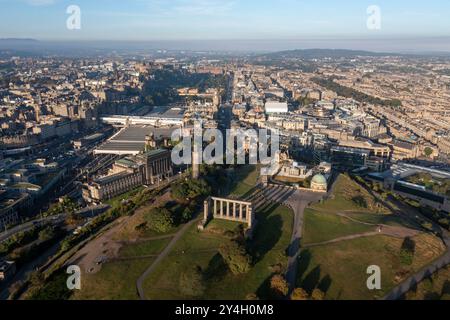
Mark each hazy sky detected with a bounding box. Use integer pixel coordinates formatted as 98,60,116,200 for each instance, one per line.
0,0,449,51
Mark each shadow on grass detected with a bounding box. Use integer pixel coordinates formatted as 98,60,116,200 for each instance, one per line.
223,165,257,197
318,275,332,294
255,273,276,300
301,265,322,294
296,250,312,287
249,203,283,264
297,257,333,295
203,253,229,282
442,280,450,296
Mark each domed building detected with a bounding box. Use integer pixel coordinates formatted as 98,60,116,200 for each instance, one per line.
310,174,328,191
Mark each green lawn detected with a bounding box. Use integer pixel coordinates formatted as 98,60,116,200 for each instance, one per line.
205,219,245,233
119,238,172,258
302,209,376,245
72,257,154,300
229,165,259,198
345,212,418,229
142,204,293,300
105,187,144,208
296,233,445,300
310,174,387,213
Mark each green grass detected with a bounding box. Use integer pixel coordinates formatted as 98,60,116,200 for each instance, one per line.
302,209,376,245
138,226,179,238
311,193,362,212
296,233,445,300
105,187,144,208
205,219,245,233
229,165,259,197
345,212,417,229
142,203,293,300
311,174,385,213
119,238,172,258
72,257,154,300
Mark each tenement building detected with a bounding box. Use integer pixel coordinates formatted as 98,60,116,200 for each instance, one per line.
83,149,173,202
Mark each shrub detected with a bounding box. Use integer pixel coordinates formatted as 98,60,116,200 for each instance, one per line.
145,207,174,233
311,288,325,300
218,241,251,275
400,237,416,266
269,274,289,299
291,288,309,300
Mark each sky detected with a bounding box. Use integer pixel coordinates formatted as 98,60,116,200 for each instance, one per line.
0,0,450,51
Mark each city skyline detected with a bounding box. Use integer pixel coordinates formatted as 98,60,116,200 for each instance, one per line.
1,0,450,307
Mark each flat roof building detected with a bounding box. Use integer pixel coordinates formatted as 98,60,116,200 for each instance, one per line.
265,101,288,114
94,126,177,155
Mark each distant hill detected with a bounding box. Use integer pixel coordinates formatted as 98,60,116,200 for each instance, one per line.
259,48,403,59
0,38,38,42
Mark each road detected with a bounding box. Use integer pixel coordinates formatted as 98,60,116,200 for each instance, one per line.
0,215,64,243
0,241,61,300
0,204,110,243
262,185,324,293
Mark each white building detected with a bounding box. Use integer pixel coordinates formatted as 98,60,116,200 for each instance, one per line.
265,101,288,114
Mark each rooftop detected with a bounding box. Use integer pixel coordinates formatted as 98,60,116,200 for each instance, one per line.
311,174,327,185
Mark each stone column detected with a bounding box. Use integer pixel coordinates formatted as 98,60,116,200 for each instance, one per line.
239,204,243,220
233,203,236,219
213,199,217,217
203,199,209,222
226,201,230,217
247,206,253,228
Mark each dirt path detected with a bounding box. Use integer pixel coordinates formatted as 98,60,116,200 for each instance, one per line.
67,190,173,275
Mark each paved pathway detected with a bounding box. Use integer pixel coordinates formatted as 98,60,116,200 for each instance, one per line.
304,232,381,248
136,216,201,300
262,185,324,293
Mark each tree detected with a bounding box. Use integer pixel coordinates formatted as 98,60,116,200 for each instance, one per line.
145,207,174,233
28,271,45,287
134,222,147,233
45,196,78,217
291,288,309,300
218,241,251,275
424,147,433,158
182,207,193,222
172,179,210,203
269,274,289,299
400,237,416,266
38,227,56,242
65,212,83,226
311,288,325,300
352,195,368,208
